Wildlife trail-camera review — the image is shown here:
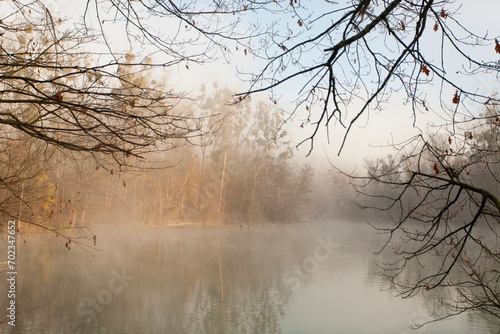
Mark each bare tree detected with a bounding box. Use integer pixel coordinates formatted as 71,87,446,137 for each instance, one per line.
353,104,500,326
0,0,206,236
1,1,204,163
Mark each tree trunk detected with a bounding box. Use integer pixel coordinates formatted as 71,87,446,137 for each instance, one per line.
217,149,227,218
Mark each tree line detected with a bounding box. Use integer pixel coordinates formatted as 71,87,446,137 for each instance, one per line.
13,86,313,229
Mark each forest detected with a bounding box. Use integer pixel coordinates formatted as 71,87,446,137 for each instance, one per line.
10,86,313,229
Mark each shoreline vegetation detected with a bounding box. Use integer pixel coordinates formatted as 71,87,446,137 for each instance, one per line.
6,87,314,235
9,219,316,238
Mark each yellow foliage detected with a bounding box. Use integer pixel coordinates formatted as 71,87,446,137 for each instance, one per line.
36,172,56,213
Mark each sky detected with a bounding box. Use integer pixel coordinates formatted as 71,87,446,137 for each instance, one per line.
45,0,500,169
173,0,500,168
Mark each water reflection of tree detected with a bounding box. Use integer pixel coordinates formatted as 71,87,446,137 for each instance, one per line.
367,227,500,332
8,227,309,333
161,229,294,334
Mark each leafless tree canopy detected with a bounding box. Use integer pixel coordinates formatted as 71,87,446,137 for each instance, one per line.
0,0,207,233
1,0,205,165
100,0,500,153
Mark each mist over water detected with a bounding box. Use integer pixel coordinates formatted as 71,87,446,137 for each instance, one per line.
2,221,499,333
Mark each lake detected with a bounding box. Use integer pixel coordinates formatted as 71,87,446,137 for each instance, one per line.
1,221,499,333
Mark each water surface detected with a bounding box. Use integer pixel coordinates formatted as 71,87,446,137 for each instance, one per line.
1,221,499,333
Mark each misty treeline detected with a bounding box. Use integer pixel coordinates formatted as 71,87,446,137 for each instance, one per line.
5,85,313,229
356,104,499,221
321,103,500,221
0,0,313,229
0,0,198,230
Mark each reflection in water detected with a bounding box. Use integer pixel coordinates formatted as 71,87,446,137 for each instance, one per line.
1,221,499,333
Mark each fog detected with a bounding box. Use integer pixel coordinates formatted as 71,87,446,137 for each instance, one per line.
2,221,498,333
2,82,499,332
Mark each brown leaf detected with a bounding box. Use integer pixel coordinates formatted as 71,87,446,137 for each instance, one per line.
420,64,430,76
52,92,63,102
243,5,248,11
110,169,114,175
433,163,439,175
298,19,303,27
93,235,97,246
422,101,429,111
130,100,135,108
495,39,500,54
425,285,430,291
123,181,126,187
452,91,460,104
244,49,247,55
400,21,405,32
448,137,452,145
440,9,447,19
433,22,439,32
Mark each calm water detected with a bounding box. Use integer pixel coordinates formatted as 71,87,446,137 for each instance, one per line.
1,221,499,333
